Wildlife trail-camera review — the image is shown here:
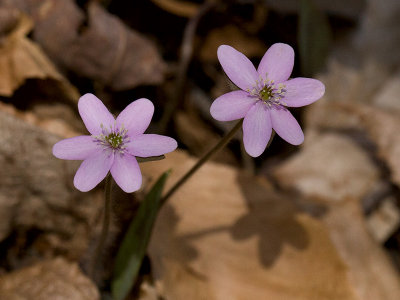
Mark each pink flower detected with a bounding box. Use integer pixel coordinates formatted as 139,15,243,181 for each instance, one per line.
53,94,177,192
210,43,325,157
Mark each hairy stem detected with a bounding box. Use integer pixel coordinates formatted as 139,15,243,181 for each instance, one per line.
89,173,112,280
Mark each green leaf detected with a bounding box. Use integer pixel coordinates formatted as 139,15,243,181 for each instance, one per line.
136,155,165,163
298,0,332,76
111,171,170,300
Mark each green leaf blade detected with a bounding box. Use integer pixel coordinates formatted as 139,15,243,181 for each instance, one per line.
111,171,170,300
298,0,332,76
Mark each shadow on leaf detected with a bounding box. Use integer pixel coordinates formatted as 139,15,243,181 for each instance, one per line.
229,173,310,267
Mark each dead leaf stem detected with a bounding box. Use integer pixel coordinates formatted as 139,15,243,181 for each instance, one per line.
158,0,215,133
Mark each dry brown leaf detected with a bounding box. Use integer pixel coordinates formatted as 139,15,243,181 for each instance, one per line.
0,258,99,300
367,196,400,242
30,0,165,90
0,104,103,260
273,132,380,202
0,7,79,100
355,0,400,67
140,151,400,300
137,281,159,300
150,0,200,18
199,25,267,62
323,200,400,300
317,59,391,105
373,74,400,112
346,104,400,187
0,101,81,138
306,101,400,187
174,110,237,165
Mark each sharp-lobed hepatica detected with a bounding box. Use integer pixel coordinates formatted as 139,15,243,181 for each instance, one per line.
210,43,325,157
53,93,177,193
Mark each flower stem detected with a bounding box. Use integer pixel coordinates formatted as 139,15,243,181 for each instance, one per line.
89,173,112,280
160,119,243,206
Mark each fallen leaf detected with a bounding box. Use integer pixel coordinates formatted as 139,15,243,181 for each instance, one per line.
199,25,267,62
316,59,390,105
366,196,400,243
30,0,166,90
174,110,237,165
306,101,400,187
322,199,400,300
139,151,400,299
373,74,400,112
0,103,103,261
354,0,400,67
0,258,99,300
0,7,79,100
273,132,380,202
149,0,200,18
137,281,159,300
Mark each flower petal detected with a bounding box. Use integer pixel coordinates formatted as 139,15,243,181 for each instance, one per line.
243,101,272,157
116,98,154,137
210,91,257,121
111,153,142,193
217,45,259,91
126,134,177,157
53,136,98,160
74,149,114,192
257,43,294,83
281,78,325,107
78,93,115,135
270,107,304,145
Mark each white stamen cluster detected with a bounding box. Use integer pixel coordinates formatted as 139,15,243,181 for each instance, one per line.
93,123,130,154
247,75,287,107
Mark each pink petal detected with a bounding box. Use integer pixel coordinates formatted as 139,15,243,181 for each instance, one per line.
243,101,272,157
210,91,257,121
78,93,115,135
53,136,98,160
74,149,114,192
257,43,294,83
270,107,304,145
126,134,177,157
217,45,259,91
111,153,142,193
281,78,325,107
116,98,154,137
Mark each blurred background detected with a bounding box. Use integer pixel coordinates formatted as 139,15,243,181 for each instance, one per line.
0,0,399,299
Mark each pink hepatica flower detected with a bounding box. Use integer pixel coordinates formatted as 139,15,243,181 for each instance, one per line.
210,43,325,157
53,94,177,193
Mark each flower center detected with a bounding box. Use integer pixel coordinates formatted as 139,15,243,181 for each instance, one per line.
105,132,124,148
247,76,287,107
259,85,274,101
93,123,129,153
